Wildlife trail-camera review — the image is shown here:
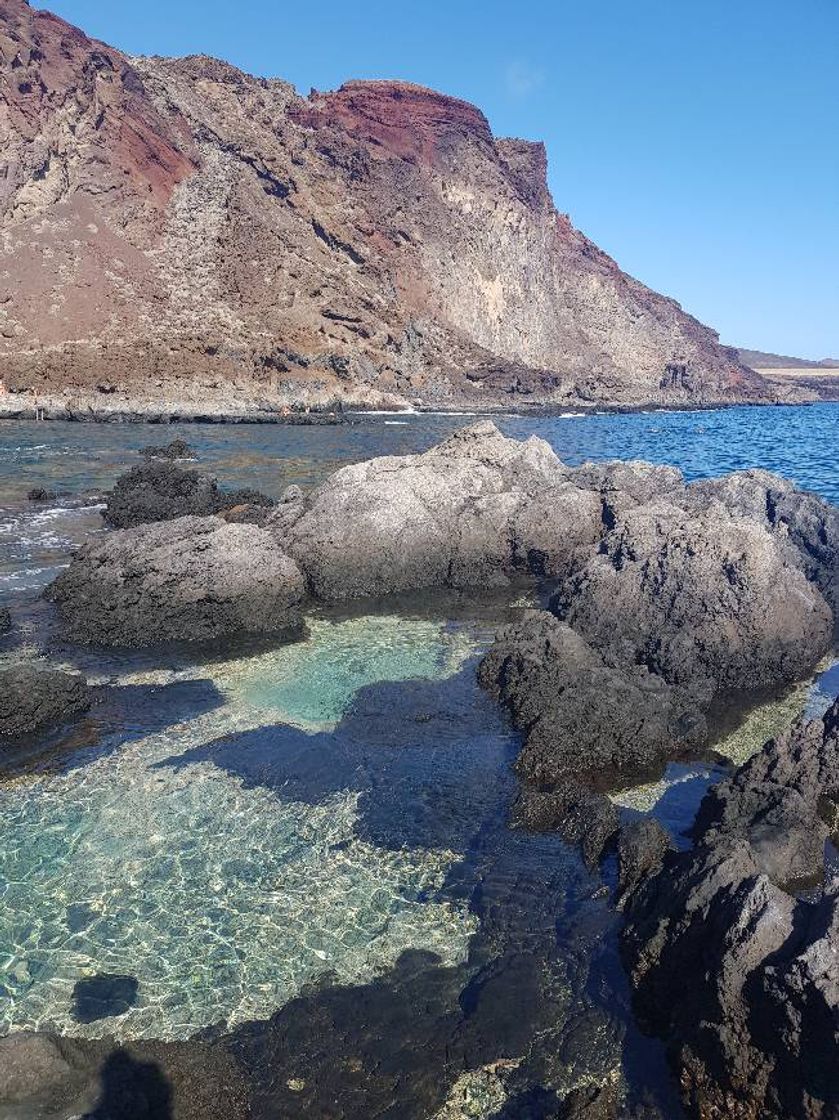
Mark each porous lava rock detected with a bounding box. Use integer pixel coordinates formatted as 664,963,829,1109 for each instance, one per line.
139,437,195,460
45,516,306,646
0,665,91,737
103,460,274,529
688,468,839,620
553,498,833,707
621,699,839,1120
479,611,704,792
0,1031,250,1120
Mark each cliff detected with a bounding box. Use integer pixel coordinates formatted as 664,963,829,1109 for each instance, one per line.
0,0,769,413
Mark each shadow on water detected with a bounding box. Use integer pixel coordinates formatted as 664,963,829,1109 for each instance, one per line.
158,666,684,1117
83,1051,173,1120
0,678,225,780
159,663,512,853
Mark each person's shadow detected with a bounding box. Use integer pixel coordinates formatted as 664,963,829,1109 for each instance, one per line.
83,1051,173,1120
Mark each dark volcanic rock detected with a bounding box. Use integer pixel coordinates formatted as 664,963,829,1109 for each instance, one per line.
45,516,306,646
0,606,10,635
0,665,91,737
553,499,833,707
0,1031,250,1120
615,819,674,907
513,784,620,868
622,699,839,1119
139,437,195,460
103,461,274,529
27,486,59,501
479,611,704,794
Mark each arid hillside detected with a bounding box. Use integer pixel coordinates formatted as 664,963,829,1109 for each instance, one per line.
1,0,769,412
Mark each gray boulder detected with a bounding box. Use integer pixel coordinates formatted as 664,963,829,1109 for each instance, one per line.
0,665,91,737
689,468,839,619
553,499,833,707
45,516,306,646
271,421,601,599
622,699,839,1119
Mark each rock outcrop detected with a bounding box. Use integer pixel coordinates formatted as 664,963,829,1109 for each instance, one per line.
271,420,600,598
553,498,833,707
103,460,274,529
45,516,306,646
622,700,839,1119
475,437,836,864
0,0,767,412
0,665,90,736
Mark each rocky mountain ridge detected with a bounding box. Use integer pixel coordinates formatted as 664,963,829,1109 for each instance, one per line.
1,0,771,413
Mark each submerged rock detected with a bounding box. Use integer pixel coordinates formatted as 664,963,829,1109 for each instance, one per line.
271,421,601,598
622,699,839,1119
0,665,91,737
45,516,306,646
27,486,60,502
72,974,139,1024
103,460,274,529
139,437,195,460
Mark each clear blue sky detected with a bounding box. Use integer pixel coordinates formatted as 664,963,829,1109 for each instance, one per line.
34,0,839,358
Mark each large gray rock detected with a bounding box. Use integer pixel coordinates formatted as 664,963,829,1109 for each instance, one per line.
553,499,833,707
45,516,306,646
271,421,601,599
689,468,839,619
622,700,839,1120
0,665,91,738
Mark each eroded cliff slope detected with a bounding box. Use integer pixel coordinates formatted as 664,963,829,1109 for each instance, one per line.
0,0,768,411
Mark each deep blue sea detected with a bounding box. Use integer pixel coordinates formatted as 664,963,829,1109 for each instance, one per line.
0,403,836,1119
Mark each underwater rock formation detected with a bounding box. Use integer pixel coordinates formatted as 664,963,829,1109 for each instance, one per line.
0,665,91,737
45,516,306,646
621,699,839,1119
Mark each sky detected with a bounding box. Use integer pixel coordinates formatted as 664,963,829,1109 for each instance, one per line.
33,0,839,358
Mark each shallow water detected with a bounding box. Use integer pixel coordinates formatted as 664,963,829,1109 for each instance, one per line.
0,404,838,1117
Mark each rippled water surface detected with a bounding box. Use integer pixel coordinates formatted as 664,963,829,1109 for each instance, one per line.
0,404,837,1117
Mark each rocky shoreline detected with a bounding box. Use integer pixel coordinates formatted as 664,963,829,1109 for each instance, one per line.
2,420,838,1117
0,392,820,426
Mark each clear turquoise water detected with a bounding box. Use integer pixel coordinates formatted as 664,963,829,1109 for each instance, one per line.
0,405,837,1117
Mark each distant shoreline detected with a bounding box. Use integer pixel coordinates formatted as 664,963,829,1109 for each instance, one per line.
0,395,829,426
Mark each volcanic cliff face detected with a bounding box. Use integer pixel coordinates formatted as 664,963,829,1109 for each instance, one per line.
0,0,768,410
